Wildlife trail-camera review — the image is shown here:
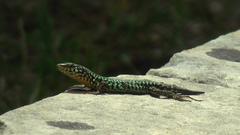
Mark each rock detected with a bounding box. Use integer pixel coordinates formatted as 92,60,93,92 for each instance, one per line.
1,30,240,135
147,30,240,88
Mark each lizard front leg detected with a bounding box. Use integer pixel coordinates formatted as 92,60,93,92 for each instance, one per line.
65,84,98,94
95,81,110,94
67,85,90,90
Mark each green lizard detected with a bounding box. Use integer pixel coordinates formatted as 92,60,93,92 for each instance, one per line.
57,63,204,101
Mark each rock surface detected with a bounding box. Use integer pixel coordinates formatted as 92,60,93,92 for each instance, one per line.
1,30,240,135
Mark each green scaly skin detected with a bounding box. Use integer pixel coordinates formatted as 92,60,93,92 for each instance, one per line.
57,63,204,101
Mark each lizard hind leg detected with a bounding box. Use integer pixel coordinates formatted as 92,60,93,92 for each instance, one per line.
149,87,201,102
149,87,167,98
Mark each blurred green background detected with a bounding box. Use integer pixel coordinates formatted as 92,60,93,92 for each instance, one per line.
0,0,239,114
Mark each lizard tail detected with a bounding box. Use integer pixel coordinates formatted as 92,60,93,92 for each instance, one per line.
180,89,205,95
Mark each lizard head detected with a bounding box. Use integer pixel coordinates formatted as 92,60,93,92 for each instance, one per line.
57,63,94,87
57,62,83,73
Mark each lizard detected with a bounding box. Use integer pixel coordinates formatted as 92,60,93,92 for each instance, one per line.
57,63,204,101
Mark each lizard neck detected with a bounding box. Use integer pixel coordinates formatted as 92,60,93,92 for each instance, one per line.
69,68,105,89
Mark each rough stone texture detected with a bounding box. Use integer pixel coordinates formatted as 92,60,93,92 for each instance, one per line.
1,30,240,135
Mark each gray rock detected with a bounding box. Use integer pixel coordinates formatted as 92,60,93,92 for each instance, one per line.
1,30,240,135
147,30,240,89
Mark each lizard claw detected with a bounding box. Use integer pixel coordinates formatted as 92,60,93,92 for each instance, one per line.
173,94,202,102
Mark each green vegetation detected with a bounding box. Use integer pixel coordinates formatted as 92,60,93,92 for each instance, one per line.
0,0,239,114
